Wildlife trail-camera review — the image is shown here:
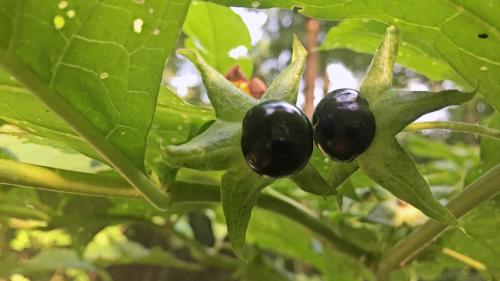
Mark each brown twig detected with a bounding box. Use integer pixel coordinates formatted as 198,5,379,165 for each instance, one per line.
303,18,320,117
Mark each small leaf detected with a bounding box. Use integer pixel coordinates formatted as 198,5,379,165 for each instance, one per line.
358,137,459,226
290,164,337,196
220,166,273,257
178,49,256,122
261,35,308,104
373,89,476,137
162,120,241,170
183,1,253,77
360,25,400,103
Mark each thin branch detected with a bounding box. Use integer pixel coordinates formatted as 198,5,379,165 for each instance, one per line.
0,159,368,260
303,18,320,117
404,121,500,140
376,164,500,279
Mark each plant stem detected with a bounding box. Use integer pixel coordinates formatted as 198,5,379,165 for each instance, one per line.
0,159,367,260
0,50,170,209
404,121,500,139
303,18,320,118
376,164,500,279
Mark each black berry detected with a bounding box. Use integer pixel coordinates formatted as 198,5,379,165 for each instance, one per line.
312,88,376,162
241,100,313,177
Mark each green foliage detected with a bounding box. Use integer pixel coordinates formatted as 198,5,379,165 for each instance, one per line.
184,1,253,77
0,0,189,167
246,209,373,281
209,0,500,112
320,19,465,83
0,1,498,280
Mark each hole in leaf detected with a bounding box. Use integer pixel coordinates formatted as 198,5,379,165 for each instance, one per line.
478,33,488,39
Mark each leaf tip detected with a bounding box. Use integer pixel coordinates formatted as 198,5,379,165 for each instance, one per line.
386,25,399,36
291,34,308,62
176,48,197,61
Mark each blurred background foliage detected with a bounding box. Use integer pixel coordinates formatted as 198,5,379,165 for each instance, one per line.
0,1,499,281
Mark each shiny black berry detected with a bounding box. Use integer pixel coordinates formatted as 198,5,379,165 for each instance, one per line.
241,100,313,177
313,88,376,162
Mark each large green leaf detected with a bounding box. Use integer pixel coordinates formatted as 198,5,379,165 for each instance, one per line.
184,1,253,77
208,0,500,111
320,19,466,83
0,0,191,207
0,79,212,169
0,0,189,167
0,70,104,161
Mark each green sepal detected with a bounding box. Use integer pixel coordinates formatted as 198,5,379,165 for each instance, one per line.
358,137,459,227
328,161,359,188
372,89,476,137
360,25,399,103
177,49,256,122
162,120,241,170
147,161,178,189
290,164,337,196
221,165,274,258
261,35,308,104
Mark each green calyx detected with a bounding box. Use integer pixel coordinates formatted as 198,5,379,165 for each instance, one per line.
167,35,335,256
164,26,476,256
331,25,475,227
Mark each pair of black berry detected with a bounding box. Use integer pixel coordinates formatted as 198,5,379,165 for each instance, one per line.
241,88,376,177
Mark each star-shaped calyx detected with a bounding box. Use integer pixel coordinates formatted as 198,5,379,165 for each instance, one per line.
162,36,335,256
331,26,475,228
162,27,475,256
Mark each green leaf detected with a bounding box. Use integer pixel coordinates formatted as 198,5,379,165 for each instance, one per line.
209,0,500,111
0,79,213,172
0,133,98,172
358,137,458,226
178,48,256,122
0,70,103,161
320,19,465,83
183,1,253,77
0,1,191,208
220,166,273,257
261,35,307,104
